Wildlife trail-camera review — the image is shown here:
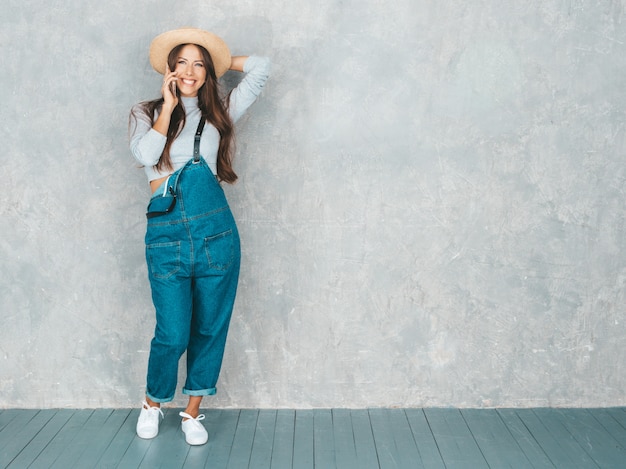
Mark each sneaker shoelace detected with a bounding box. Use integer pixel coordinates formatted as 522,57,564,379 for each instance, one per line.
142,401,164,418
179,411,206,426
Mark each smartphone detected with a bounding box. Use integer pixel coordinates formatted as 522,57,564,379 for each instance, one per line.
166,62,176,96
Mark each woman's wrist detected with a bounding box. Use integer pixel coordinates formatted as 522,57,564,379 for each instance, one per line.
229,56,248,72
161,102,176,115
153,110,172,136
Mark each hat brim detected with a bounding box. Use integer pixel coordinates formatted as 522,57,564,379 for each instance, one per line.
149,28,231,78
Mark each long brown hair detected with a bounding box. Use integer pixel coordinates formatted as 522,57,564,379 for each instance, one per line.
133,44,237,183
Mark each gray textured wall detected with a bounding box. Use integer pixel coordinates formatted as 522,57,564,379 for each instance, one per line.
2,0,625,409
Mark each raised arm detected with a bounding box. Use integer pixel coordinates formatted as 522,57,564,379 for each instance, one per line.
227,55,271,123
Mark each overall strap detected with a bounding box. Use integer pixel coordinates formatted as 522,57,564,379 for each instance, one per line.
146,118,207,220
193,118,206,162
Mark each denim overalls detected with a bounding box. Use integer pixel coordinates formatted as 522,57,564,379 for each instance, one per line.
143,120,241,403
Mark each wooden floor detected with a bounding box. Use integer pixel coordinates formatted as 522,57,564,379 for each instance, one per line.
1,408,625,468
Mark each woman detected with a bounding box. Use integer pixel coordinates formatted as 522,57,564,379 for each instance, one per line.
129,27,270,445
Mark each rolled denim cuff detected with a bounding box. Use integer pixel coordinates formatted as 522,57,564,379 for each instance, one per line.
146,391,174,404
183,387,217,397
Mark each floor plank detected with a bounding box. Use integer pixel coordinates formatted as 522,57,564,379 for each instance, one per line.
292,410,314,469
369,408,400,469
226,409,259,469
0,410,21,433
606,407,626,430
313,409,336,468
389,409,427,468
249,409,277,468
96,408,141,469
404,408,445,468
590,408,626,451
423,408,489,469
0,409,57,468
74,409,132,468
496,409,554,468
553,408,626,468
0,409,40,457
49,409,115,469
5,409,73,469
350,409,379,469
462,408,534,468
332,409,358,468
27,409,93,469
270,409,295,469
370,408,425,469
517,408,594,468
196,409,240,469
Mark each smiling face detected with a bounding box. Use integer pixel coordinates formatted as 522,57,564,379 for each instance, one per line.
172,44,207,97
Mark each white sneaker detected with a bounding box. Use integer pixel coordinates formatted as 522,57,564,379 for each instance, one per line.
136,401,164,439
180,411,208,445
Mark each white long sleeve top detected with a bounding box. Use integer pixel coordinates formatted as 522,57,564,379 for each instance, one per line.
129,56,270,181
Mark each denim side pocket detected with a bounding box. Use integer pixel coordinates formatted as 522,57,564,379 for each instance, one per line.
204,230,234,271
146,241,181,279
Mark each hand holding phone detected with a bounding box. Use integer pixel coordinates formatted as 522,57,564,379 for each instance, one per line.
168,65,177,96
165,63,176,96
163,63,178,105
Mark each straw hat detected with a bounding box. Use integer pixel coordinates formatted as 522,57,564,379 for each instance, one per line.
149,27,231,77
